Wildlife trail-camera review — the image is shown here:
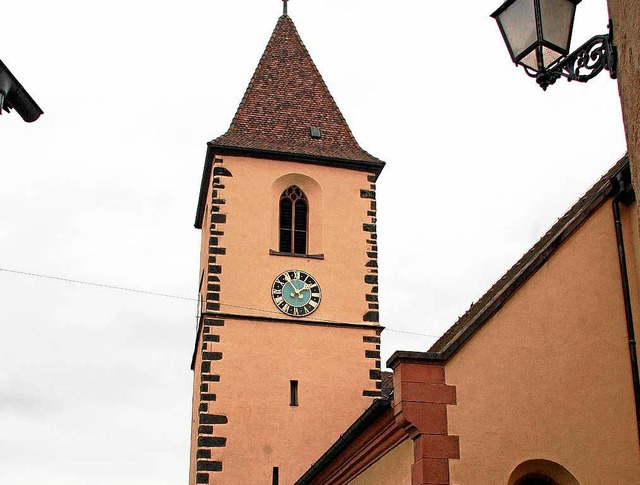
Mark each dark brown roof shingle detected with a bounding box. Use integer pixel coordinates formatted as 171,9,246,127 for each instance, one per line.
211,15,383,170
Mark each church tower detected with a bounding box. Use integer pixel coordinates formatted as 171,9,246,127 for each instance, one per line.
189,10,384,485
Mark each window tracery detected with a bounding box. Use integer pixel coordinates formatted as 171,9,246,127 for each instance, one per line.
279,185,308,254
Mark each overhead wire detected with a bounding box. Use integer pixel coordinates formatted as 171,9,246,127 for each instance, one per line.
0,266,441,339
0,267,196,301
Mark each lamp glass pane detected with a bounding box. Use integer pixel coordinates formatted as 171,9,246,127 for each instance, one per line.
520,50,540,70
497,0,538,59
542,46,563,68
539,0,575,52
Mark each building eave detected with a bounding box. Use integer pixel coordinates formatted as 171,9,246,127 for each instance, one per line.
194,143,385,229
194,145,215,229
295,398,401,485
425,154,631,362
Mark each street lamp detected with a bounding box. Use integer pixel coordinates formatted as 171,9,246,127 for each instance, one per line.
491,0,617,90
0,59,43,123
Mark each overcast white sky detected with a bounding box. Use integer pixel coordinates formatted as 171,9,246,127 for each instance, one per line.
0,0,627,483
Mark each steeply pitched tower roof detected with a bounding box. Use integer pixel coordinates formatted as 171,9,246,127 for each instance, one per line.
210,15,384,171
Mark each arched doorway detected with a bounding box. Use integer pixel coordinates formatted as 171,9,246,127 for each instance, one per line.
508,460,580,485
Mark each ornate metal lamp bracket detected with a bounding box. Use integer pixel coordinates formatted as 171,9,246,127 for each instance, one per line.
526,22,618,90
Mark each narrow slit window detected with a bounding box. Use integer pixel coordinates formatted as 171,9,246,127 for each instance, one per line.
290,380,299,406
279,186,308,254
272,467,279,485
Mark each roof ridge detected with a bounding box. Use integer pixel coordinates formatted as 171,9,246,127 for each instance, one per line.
214,16,286,143
277,16,378,160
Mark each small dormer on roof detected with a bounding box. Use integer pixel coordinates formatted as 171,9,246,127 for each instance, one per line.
210,15,384,173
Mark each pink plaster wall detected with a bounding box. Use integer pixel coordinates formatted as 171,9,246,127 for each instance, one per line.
446,201,640,484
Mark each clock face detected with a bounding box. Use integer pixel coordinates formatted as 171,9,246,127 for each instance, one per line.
271,269,322,317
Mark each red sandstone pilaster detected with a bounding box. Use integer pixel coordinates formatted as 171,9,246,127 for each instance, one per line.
391,359,459,485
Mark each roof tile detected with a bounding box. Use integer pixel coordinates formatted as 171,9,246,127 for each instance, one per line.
212,15,383,167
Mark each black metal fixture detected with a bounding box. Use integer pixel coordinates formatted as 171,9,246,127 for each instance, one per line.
491,0,617,90
611,168,640,447
0,59,43,122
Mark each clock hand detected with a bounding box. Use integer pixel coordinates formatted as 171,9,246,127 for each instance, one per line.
289,282,309,299
289,280,304,298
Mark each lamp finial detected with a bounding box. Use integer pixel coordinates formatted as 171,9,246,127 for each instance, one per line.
282,0,288,16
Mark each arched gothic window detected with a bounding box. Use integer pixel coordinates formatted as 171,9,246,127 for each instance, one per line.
279,186,308,254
